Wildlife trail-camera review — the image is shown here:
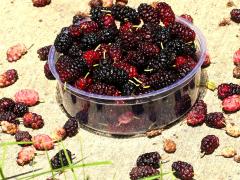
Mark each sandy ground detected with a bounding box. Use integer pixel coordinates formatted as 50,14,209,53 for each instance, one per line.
0,0,240,179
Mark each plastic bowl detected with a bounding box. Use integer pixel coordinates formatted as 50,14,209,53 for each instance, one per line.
48,16,206,136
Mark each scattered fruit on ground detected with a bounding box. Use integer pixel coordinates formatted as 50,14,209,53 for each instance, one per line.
16,146,36,166
186,100,207,126
217,83,240,100
32,134,54,151
23,112,44,129
225,123,240,137
50,149,73,169
14,89,40,106
32,0,51,7
63,118,79,137
129,165,159,180
230,9,240,23
0,98,15,112
15,131,32,146
172,161,194,180
0,69,18,88
233,49,240,66
136,151,161,169
205,112,226,129
163,139,177,153
233,66,240,79
0,121,19,135
6,43,27,62
51,127,66,141
37,45,52,60
13,102,29,117
201,135,219,155
222,95,240,113
0,111,19,125
221,146,236,158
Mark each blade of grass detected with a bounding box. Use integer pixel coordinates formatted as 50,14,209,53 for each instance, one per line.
44,150,55,179
56,142,67,180
0,141,32,146
0,144,7,179
18,161,112,180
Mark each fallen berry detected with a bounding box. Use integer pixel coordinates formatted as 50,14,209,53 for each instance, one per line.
6,43,27,62
15,131,32,146
234,155,240,163
37,45,51,60
32,0,51,7
222,94,240,113
136,152,161,169
205,112,226,129
63,118,79,138
187,100,207,126
0,98,15,112
217,83,240,100
221,146,236,158
201,135,219,155
225,124,240,137
51,127,66,141
0,69,18,88
14,89,39,106
202,52,211,68
233,49,240,66
180,14,193,23
23,112,44,129
129,166,159,180
163,139,176,153
230,9,240,23
0,111,19,125
13,102,29,117
17,146,36,166
32,134,54,151
50,149,73,169
172,161,194,180
233,66,240,79
1,121,19,135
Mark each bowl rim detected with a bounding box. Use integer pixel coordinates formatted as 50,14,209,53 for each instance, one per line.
48,16,207,102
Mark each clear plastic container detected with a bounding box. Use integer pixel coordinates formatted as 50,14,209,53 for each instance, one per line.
48,16,207,136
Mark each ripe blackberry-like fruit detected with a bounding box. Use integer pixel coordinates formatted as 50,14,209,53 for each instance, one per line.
205,112,225,129
154,2,175,26
79,21,99,35
169,22,196,42
148,70,177,90
230,9,240,23
154,26,171,44
90,6,112,22
93,65,129,86
113,62,138,78
54,32,73,53
109,43,123,62
99,14,116,28
125,51,148,70
136,27,155,43
51,149,72,169
80,32,99,50
56,55,88,83
119,30,138,51
217,83,240,100
129,166,159,180
75,76,93,90
177,63,196,79
72,13,88,25
87,82,121,96
112,4,141,24
98,27,118,44
15,131,32,146
13,102,29,117
187,100,207,126
63,118,79,137
23,112,44,129
83,50,101,67
37,45,51,61
44,62,55,80
67,43,83,58
165,39,196,56
136,151,161,169
121,81,137,96
137,42,160,57
180,14,193,23
201,135,219,155
172,161,194,180
0,98,15,112
0,69,18,88
137,3,160,25
0,111,19,125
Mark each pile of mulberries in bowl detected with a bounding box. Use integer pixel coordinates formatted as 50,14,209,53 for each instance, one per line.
53,2,198,96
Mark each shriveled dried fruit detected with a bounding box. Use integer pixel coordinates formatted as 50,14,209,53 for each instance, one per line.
1,121,19,135
6,43,27,62
32,0,51,7
163,139,176,153
221,146,236,158
51,127,66,141
225,124,240,137
0,69,18,88
14,89,39,106
32,134,54,151
233,66,240,79
234,155,240,163
17,146,36,166
23,112,44,129
146,129,162,138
